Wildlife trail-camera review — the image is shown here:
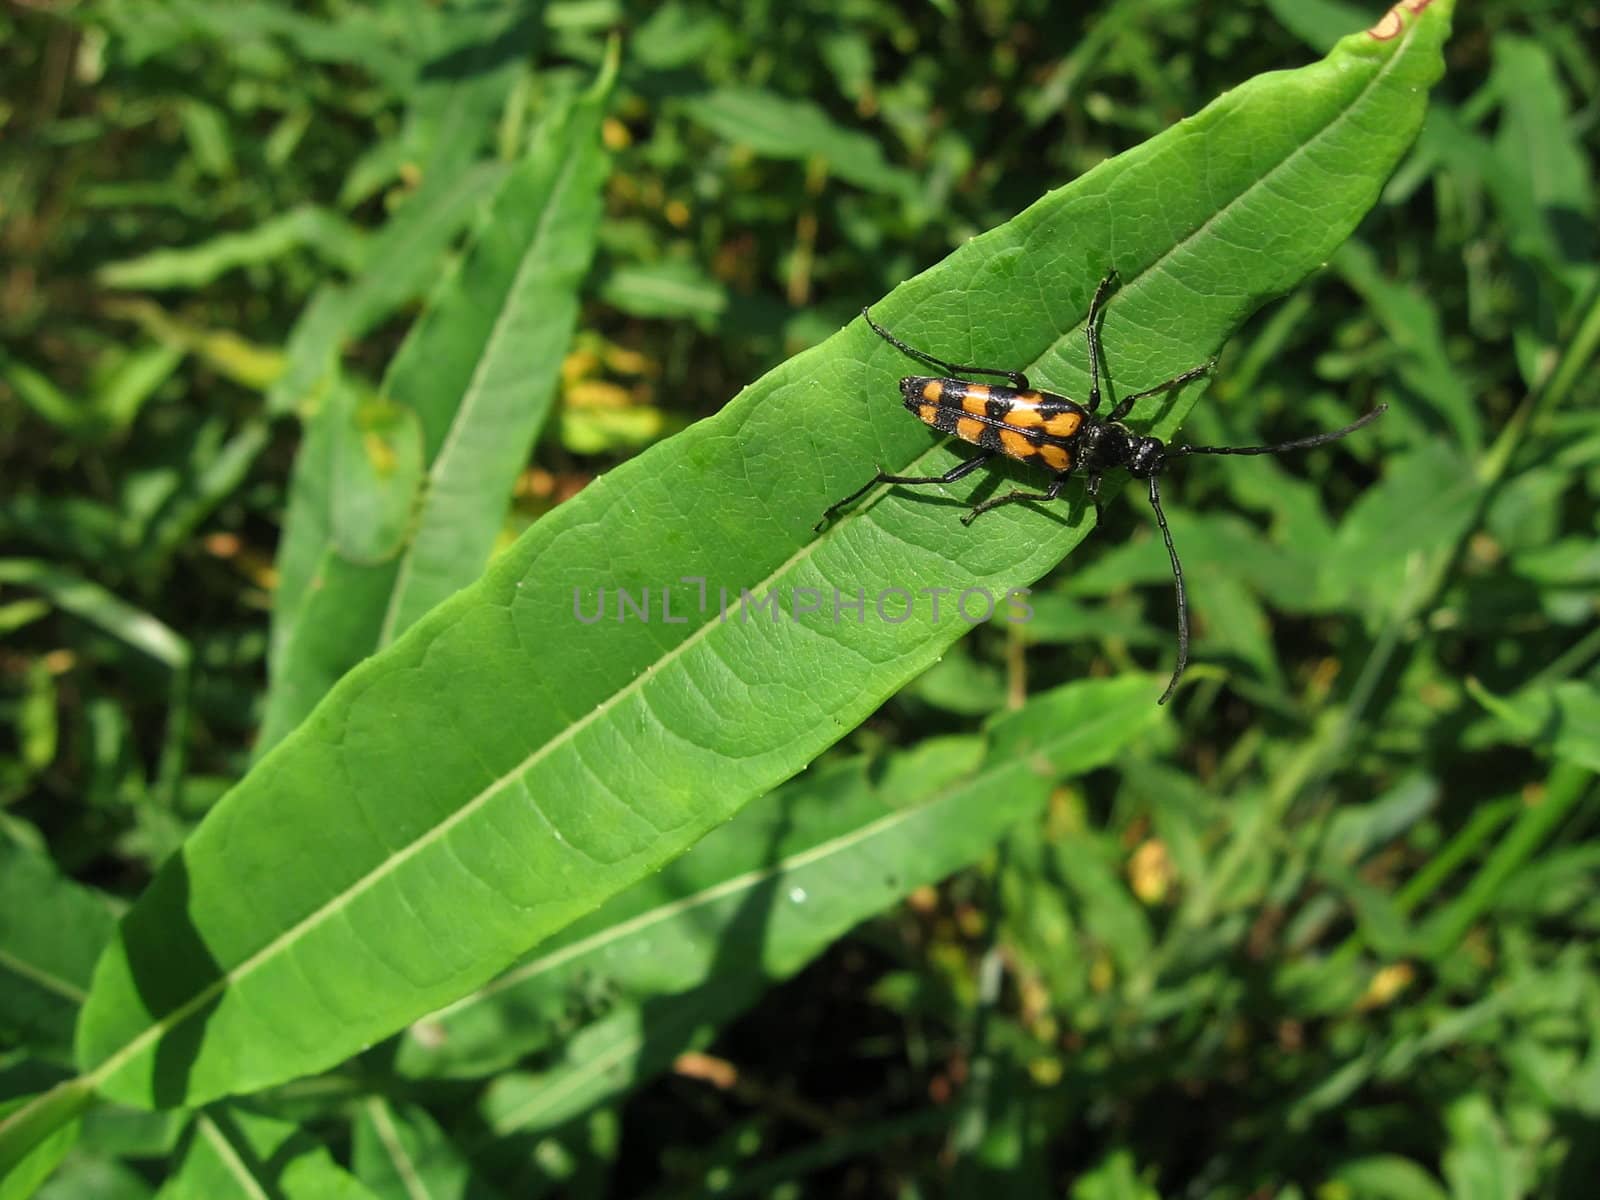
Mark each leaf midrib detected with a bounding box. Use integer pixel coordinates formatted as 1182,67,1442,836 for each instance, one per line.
89,19,1419,1091
0,945,88,1005
198,1115,271,1200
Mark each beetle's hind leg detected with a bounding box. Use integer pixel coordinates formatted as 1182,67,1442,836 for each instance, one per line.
1086,472,1107,527
815,450,996,531
960,471,1070,526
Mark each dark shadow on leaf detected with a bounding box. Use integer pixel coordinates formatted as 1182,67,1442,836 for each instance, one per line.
120,852,224,1108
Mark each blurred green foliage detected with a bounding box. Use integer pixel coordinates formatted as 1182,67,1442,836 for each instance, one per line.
1,0,1597,1196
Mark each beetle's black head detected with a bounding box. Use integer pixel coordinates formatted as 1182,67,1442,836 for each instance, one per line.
1126,435,1168,479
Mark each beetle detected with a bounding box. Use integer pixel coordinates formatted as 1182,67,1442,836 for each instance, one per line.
815,272,1386,703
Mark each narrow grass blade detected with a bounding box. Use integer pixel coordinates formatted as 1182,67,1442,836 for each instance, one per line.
258,57,617,751
98,206,368,291
375,51,618,643
0,562,189,670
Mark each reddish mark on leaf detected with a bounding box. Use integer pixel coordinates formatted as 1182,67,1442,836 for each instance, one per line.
1367,0,1434,40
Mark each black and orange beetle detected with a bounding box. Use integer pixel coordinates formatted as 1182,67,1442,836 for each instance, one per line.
816,272,1386,703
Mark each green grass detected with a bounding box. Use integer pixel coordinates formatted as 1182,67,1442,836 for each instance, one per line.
2,1,1597,1196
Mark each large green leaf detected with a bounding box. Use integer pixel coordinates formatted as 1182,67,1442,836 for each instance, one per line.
75,3,1454,1110
258,57,617,751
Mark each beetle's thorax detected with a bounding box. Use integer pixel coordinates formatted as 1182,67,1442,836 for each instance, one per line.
1079,419,1168,478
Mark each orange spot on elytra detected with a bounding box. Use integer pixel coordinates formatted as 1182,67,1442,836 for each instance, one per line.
1039,444,1072,472
999,429,1037,459
962,393,989,415
956,417,985,444
1043,412,1082,437
922,379,944,403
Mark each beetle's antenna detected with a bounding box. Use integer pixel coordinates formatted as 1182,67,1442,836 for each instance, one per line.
1148,473,1187,705
1147,404,1385,702
1170,404,1387,459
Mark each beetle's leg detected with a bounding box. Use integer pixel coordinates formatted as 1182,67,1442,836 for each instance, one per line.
960,471,1069,526
1084,272,1117,413
1107,360,1214,423
1086,472,1106,527
815,450,996,530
